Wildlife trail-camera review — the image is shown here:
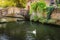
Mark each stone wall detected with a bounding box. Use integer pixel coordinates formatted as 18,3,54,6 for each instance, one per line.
51,8,60,20
0,7,28,18
50,8,60,25
0,7,29,22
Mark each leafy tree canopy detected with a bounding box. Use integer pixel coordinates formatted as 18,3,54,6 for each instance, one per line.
0,0,27,8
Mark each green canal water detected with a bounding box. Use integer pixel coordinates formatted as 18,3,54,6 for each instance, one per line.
0,21,60,40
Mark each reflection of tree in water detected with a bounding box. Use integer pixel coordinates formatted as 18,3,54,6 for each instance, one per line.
0,23,7,34
5,21,36,40
0,21,60,40
36,24,60,40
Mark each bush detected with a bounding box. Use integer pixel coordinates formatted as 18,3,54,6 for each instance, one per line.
30,1,47,23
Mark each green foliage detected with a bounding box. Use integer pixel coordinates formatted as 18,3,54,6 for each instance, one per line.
0,0,27,8
37,2,46,9
30,2,37,14
30,1,56,23
56,0,60,4
30,1,47,23
33,15,38,21
30,1,46,14
46,6,54,20
0,0,16,8
30,12,38,21
58,4,60,8
39,18,47,23
56,0,60,7
13,0,27,8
